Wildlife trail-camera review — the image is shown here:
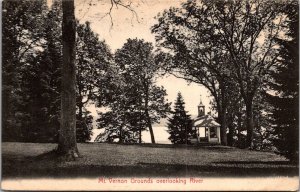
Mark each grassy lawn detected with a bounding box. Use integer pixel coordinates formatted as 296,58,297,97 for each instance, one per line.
2,142,298,179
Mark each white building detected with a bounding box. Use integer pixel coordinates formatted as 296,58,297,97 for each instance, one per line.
191,98,221,144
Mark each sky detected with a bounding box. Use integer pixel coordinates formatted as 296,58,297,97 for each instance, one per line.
75,0,182,51
49,0,214,140
72,0,213,113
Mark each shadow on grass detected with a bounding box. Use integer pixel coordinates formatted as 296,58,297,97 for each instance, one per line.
2,155,298,179
105,143,234,151
213,161,297,165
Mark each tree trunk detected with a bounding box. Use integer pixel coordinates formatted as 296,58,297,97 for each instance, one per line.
139,125,142,143
144,85,155,144
219,112,228,145
145,110,155,144
237,109,243,148
119,126,123,143
57,0,79,160
245,101,254,148
78,101,83,122
217,105,228,146
139,106,142,143
77,101,85,143
217,84,228,145
227,119,234,146
2,91,12,141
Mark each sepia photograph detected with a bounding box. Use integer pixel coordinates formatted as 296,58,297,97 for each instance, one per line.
1,0,299,190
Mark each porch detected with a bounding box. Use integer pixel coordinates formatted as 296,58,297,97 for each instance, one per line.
191,115,221,144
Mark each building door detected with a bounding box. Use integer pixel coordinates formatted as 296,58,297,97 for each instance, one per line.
209,127,218,142
199,127,208,142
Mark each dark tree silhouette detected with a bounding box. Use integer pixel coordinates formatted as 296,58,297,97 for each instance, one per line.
167,92,195,144
267,0,299,162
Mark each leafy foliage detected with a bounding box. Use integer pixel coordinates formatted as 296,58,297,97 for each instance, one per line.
2,0,57,142
96,39,171,143
2,0,112,142
76,21,113,142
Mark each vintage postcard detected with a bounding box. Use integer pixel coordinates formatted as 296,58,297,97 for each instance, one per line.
1,0,299,191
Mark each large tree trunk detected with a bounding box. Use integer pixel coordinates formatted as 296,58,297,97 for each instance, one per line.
218,84,228,145
217,97,227,146
218,111,228,146
245,100,254,148
57,0,79,160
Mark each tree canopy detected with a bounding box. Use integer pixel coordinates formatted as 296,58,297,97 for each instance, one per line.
152,0,285,148
97,39,171,143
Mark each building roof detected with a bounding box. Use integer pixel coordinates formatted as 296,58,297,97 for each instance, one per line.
193,115,220,127
198,96,204,107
